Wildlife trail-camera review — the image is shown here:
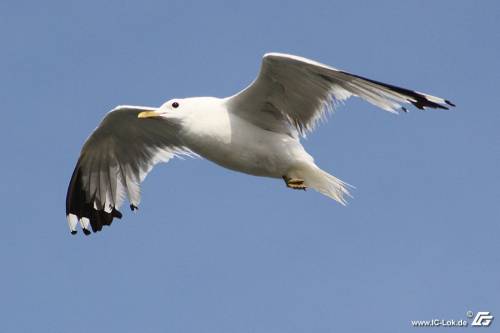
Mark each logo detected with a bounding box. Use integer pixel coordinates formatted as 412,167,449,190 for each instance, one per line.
411,311,494,328
471,311,494,327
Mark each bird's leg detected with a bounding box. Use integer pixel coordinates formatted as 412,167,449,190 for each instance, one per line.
282,175,307,191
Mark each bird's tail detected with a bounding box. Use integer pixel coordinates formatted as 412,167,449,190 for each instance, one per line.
300,164,353,205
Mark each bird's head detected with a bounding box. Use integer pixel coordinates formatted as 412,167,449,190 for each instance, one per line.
137,97,220,123
137,98,187,121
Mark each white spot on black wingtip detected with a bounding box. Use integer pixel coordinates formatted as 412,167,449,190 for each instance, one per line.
67,214,78,234
130,204,138,211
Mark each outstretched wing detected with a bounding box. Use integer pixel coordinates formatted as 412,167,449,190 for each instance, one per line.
227,53,454,136
66,105,192,235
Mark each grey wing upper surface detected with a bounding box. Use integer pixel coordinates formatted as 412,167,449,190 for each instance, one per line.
227,53,454,136
66,106,192,235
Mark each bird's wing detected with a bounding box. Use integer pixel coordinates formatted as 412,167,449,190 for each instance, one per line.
66,105,193,235
227,53,454,136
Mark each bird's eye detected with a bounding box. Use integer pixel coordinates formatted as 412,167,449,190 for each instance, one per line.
172,102,179,108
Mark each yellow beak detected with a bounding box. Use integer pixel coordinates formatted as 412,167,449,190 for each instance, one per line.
137,111,161,119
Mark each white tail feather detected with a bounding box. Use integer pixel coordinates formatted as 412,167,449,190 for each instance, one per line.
301,165,352,205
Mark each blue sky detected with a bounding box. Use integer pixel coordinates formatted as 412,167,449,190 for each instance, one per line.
1,1,499,332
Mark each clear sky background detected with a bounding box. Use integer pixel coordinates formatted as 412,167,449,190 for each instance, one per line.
1,1,499,332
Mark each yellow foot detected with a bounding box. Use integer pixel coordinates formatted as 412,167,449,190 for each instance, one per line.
282,176,307,191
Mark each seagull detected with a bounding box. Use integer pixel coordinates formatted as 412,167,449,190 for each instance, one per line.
66,53,454,235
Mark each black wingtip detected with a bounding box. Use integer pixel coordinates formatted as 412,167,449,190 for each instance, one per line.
130,204,138,211
67,163,126,235
445,100,456,107
413,99,449,111
401,106,408,113
113,208,123,219
71,230,77,235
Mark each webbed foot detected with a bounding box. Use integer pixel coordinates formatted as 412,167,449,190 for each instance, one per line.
282,176,307,191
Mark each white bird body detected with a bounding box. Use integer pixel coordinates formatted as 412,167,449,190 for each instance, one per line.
66,53,454,235
176,97,312,178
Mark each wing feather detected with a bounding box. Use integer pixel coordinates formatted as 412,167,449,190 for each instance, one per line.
227,53,454,136
66,105,192,235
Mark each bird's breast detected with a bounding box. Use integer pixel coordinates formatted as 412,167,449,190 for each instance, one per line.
180,110,302,178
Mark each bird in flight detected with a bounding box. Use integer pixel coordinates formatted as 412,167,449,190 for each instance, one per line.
66,53,454,235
